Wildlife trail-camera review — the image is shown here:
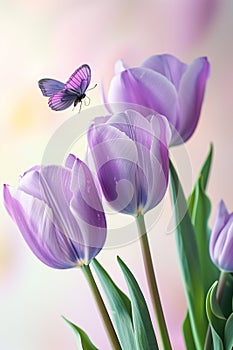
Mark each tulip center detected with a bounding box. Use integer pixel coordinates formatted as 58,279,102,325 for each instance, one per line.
77,259,86,267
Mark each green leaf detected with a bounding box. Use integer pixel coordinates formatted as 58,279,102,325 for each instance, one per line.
91,259,135,350
224,312,233,350
182,312,197,350
188,145,219,295
188,143,213,215
189,176,219,295
199,143,213,191
210,326,224,350
62,316,98,350
117,256,159,350
169,160,206,350
206,282,226,345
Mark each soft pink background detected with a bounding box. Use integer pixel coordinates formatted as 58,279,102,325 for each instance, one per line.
1,1,233,349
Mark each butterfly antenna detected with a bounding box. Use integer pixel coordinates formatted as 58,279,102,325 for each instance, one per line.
87,83,97,92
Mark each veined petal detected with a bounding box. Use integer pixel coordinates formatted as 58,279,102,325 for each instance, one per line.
209,200,230,262
107,109,154,150
3,185,79,268
218,220,233,271
177,57,210,143
18,166,43,200
88,123,140,214
114,59,128,74
70,158,106,262
38,165,85,248
142,54,187,89
108,67,178,127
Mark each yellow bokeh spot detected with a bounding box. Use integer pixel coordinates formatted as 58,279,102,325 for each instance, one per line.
9,93,36,131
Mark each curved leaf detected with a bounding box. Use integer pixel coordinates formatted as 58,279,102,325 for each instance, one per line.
224,312,233,350
91,259,135,350
188,145,219,296
117,256,159,350
182,312,197,350
169,160,206,349
62,316,98,350
206,281,226,347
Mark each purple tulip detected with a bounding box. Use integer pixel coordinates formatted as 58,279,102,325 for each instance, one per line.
87,109,171,216
3,155,106,269
106,54,210,145
209,200,233,272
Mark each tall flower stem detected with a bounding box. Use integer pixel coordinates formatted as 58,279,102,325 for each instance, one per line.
204,271,228,350
136,214,172,350
82,264,121,350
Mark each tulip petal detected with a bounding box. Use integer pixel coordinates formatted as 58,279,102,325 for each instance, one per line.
114,59,128,74
209,200,233,272
108,67,178,127
3,185,78,268
70,158,107,262
107,109,154,150
142,54,187,89
38,166,87,252
88,122,141,214
219,220,233,271
177,57,210,143
18,166,43,200
144,116,170,212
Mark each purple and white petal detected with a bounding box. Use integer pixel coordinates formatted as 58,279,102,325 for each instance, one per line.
3,185,78,268
178,57,210,143
70,158,107,262
142,54,187,89
88,123,139,214
108,67,178,128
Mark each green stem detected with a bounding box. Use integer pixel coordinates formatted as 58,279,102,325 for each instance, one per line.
136,214,173,350
216,271,228,302
204,271,228,350
82,264,121,350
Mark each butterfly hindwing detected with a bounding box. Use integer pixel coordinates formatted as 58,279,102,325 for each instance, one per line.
48,90,76,111
38,79,65,97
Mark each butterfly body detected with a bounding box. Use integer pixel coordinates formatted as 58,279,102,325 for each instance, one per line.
38,64,92,111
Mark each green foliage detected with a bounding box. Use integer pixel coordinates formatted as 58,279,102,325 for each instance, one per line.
91,259,135,350
62,316,98,350
117,256,159,350
224,312,233,350
188,144,219,295
169,159,206,349
93,257,159,350
169,145,225,349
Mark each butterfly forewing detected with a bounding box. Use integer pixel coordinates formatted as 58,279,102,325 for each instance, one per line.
38,79,65,97
49,90,76,111
65,64,91,93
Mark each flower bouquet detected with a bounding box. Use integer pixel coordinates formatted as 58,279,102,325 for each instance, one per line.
3,54,233,350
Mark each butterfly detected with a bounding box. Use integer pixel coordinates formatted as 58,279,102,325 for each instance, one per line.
38,64,96,111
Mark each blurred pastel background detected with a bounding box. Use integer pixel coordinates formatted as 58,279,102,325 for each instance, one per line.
1,0,233,349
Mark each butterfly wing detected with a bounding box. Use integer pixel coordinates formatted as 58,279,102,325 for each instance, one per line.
48,90,76,111
65,64,91,94
38,79,65,97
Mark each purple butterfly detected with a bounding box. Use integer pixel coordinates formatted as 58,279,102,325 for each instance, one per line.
38,64,96,111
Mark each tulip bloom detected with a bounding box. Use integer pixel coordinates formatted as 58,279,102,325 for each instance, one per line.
3,155,106,269
106,54,210,145
87,109,171,216
209,200,233,272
